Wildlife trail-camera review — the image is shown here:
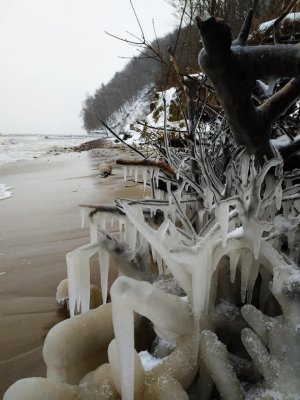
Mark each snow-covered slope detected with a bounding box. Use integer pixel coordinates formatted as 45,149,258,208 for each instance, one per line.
106,85,154,145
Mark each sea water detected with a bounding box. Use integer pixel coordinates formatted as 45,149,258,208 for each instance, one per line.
0,133,104,200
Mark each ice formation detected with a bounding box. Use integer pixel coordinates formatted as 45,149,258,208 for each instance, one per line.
4,144,300,400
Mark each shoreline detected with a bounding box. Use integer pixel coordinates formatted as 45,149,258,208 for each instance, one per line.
0,148,145,396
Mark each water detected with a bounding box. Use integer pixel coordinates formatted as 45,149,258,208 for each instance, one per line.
0,133,105,200
0,133,103,165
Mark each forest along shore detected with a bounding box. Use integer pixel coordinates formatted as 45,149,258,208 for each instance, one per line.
0,143,145,397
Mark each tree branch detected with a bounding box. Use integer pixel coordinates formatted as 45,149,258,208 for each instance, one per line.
260,78,300,123
116,158,176,177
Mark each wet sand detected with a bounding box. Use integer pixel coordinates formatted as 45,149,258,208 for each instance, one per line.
0,149,145,396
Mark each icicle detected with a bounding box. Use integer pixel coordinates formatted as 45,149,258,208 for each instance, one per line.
90,222,97,242
148,205,158,217
120,223,126,243
119,217,125,233
128,166,133,177
154,168,160,188
98,213,107,230
216,202,229,247
99,248,110,304
252,225,264,260
192,253,207,321
149,167,154,181
246,259,259,304
240,251,253,303
123,166,128,182
66,252,79,317
80,208,86,229
111,287,135,400
66,243,98,317
229,250,239,283
240,154,250,186
134,167,139,182
156,253,164,275
142,167,147,190
166,181,172,205
78,252,91,313
110,214,116,228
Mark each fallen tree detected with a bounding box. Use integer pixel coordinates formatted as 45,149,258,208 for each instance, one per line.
196,1,300,165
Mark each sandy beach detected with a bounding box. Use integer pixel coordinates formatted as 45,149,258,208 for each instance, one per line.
0,146,145,396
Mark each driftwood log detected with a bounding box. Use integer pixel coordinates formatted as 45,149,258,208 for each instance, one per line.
196,8,300,167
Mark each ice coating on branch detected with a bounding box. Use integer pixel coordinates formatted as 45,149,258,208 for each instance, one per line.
200,330,243,399
99,248,109,304
122,202,193,299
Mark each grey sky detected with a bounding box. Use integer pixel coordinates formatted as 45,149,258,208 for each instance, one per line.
0,0,177,135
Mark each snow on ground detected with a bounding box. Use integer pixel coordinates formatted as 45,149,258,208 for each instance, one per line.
138,351,163,372
108,84,187,146
259,12,300,32
106,85,154,145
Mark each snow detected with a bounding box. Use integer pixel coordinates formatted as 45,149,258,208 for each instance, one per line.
106,84,153,146
138,351,163,372
259,12,300,32
0,184,12,200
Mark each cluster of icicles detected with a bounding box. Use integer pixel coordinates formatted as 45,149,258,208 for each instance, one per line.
63,152,300,400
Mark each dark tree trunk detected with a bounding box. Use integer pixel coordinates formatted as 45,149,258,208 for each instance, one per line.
196,12,300,165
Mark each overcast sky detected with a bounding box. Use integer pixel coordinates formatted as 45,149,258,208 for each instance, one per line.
0,0,177,135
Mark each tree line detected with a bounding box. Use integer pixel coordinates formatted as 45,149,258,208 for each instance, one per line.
81,0,298,132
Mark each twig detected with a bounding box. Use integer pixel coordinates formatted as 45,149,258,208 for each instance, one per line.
116,158,176,177
100,120,145,158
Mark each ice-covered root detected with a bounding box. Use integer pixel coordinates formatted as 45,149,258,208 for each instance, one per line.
111,276,194,342
56,279,102,312
43,303,114,385
4,366,120,400
3,378,80,400
79,364,120,399
144,376,189,400
110,277,194,400
199,330,243,400
147,335,199,392
108,339,144,399
241,303,300,396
